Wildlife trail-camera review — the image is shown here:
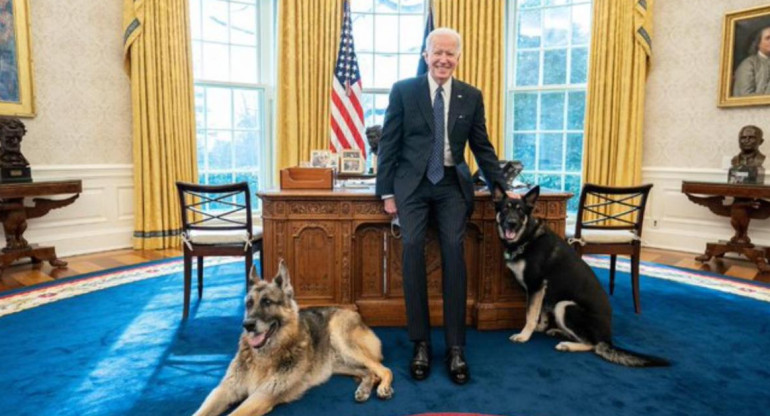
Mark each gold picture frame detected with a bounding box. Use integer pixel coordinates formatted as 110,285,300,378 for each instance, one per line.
340,157,364,174
718,5,770,107
0,0,34,117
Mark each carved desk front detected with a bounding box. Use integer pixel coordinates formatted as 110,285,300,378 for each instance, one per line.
259,187,571,329
681,180,770,271
0,180,82,273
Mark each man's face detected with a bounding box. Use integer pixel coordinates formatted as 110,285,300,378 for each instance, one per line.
423,33,460,84
740,127,762,151
759,28,770,56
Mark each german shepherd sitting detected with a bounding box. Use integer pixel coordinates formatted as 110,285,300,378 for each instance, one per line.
494,186,668,367
193,260,394,416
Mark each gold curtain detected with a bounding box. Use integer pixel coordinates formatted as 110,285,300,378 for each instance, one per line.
276,0,343,170
123,0,198,249
434,0,506,173
583,0,653,187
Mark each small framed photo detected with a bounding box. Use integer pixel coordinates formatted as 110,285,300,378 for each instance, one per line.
340,157,364,174
718,5,770,107
310,149,332,167
341,149,361,160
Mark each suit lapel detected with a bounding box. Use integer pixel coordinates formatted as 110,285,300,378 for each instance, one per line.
447,79,464,137
417,75,434,135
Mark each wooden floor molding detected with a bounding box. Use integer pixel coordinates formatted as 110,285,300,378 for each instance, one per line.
1,247,768,294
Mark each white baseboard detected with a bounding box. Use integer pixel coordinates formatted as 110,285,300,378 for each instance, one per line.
2,165,135,258
642,167,770,254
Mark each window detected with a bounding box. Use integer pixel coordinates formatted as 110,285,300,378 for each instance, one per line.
506,0,591,212
190,0,275,209
351,0,428,157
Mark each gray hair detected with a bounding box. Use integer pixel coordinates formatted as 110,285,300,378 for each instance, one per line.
425,27,463,55
748,26,770,55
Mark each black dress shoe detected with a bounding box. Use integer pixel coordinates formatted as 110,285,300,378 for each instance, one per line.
410,341,431,380
446,346,470,385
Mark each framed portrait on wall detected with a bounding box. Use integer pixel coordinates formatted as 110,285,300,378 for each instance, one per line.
0,0,35,117
718,5,770,107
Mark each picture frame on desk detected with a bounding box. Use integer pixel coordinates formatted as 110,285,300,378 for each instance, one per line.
340,157,364,174
0,0,35,117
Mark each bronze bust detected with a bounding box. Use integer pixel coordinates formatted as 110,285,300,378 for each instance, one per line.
365,125,382,155
0,117,32,183
731,125,765,168
728,125,766,184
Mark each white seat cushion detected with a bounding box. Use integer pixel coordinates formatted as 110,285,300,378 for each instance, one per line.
187,226,262,245
568,229,639,244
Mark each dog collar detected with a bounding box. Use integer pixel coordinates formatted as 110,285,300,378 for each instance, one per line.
504,243,528,260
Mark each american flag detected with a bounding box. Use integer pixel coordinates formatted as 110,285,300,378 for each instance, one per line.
330,0,366,159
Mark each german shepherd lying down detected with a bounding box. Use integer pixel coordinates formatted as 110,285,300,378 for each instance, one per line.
494,186,668,367
193,260,394,416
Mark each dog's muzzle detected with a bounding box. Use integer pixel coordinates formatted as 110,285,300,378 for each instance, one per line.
243,320,278,349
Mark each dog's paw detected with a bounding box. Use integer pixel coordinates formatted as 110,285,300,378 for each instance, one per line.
509,332,531,343
555,341,570,351
376,384,394,400
354,386,372,402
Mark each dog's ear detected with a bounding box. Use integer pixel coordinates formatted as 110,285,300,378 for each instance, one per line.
274,258,294,298
523,185,540,207
248,264,261,284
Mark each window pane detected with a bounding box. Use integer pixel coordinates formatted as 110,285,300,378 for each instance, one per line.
400,53,421,79
538,133,563,171
513,92,537,131
572,4,591,46
191,0,202,39
197,130,206,172
515,50,540,86
235,171,260,208
566,133,583,171
401,0,424,13
517,10,541,48
399,15,423,53
570,47,588,84
375,15,399,52
544,0,569,5
543,49,567,85
206,88,232,129
567,91,585,130
234,89,260,129
543,7,569,47
539,92,564,130
192,41,203,78
374,93,389,125
202,0,228,42
208,130,233,169
195,87,205,129
376,0,398,13
358,53,374,87
231,46,258,84
537,173,562,191
362,93,376,126
373,54,398,88
352,14,374,52
351,0,375,13
519,0,541,8
230,3,257,45
234,130,259,169
513,133,536,170
202,42,230,81
565,174,581,212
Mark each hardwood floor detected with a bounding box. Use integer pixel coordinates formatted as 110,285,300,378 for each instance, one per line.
0,246,768,294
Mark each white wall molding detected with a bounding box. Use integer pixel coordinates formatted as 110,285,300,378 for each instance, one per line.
1,165,135,259
642,166,770,254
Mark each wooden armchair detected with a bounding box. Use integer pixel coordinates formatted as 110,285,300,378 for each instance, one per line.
569,183,653,313
176,181,263,319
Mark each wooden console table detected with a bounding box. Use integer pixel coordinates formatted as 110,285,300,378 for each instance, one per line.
681,181,770,271
0,180,82,273
259,187,571,329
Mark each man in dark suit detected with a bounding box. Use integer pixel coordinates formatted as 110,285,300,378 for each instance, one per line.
375,27,505,385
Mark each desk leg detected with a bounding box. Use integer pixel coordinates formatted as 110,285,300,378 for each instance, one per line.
695,243,730,262
741,247,770,272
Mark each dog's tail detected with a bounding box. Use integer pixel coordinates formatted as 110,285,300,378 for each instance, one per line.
594,342,669,367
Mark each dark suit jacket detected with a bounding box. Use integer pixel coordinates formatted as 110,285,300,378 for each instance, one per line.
375,75,504,215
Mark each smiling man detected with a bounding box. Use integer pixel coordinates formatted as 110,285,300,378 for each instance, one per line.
375,27,505,385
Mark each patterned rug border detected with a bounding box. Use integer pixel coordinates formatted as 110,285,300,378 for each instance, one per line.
584,256,770,303
1,255,768,318
0,257,238,318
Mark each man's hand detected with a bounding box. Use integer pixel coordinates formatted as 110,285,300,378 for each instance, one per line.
384,197,398,216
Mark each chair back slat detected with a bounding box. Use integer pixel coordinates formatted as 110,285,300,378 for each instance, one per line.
575,183,653,237
176,181,253,234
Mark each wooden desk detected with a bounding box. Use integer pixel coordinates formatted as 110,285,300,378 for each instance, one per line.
0,180,82,273
259,187,571,329
681,181,770,271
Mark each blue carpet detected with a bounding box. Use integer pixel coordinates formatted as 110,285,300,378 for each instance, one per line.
0,260,769,416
